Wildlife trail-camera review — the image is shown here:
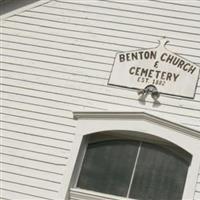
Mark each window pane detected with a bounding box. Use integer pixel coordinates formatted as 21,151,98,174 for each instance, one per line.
77,140,140,197
129,142,191,200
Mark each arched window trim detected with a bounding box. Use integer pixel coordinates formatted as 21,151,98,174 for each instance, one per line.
58,112,200,200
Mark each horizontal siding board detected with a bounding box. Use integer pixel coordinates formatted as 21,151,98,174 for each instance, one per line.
1,145,67,166
1,58,199,99
3,20,200,59
1,120,74,144
1,143,68,162
34,4,200,29
1,172,60,191
67,0,200,21
1,181,57,199
1,22,135,53
1,163,62,183
4,16,200,55
1,155,65,177
15,12,200,52
1,130,71,156
28,6,200,37
1,112,75,134
3,93,199,134
1,103,75,128
1,119,75,146
2,33,114,64
1,61,109,87
46,1,200,28
1,90,103,112
1,48,111,73
1,64,200,107
2,26,200,63
1,153,66,174
1,33,114,60
2,18,148,54
0,29,127,60
1,40,113,65
0,161,63,176
0,188,53,200
3,64,200,104
2,118,74,146
3,81,200,121
1,57,200,102
0,91,82,118
1,98,74,122
0,56,109,84
27,6,200,55
1,81,200,131
1,96,200,134
2,71,200,119
1,84,107,111
153,0,200,8
3,26,200,65
182,124,200,131
110,0,200,14
1,53,110,79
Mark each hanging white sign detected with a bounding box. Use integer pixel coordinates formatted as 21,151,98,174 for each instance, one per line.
108,40,199,98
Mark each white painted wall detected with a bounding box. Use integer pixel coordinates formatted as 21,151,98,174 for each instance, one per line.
1,0,200,199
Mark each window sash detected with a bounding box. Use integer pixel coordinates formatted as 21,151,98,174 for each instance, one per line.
77,140,140,197
77,139,191,200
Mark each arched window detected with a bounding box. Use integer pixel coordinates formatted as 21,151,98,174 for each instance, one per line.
77,137,191,200
63,112,200,200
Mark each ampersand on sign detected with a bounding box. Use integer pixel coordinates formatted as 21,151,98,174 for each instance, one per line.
154,61,159,68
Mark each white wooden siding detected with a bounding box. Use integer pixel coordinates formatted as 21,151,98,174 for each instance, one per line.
1,0,200,199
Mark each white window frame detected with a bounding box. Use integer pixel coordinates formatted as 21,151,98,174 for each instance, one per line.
58,112,200,200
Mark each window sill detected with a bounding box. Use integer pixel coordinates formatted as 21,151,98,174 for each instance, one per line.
70,188,135,200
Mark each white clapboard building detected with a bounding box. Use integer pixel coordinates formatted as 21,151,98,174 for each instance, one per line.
1,0,200,200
